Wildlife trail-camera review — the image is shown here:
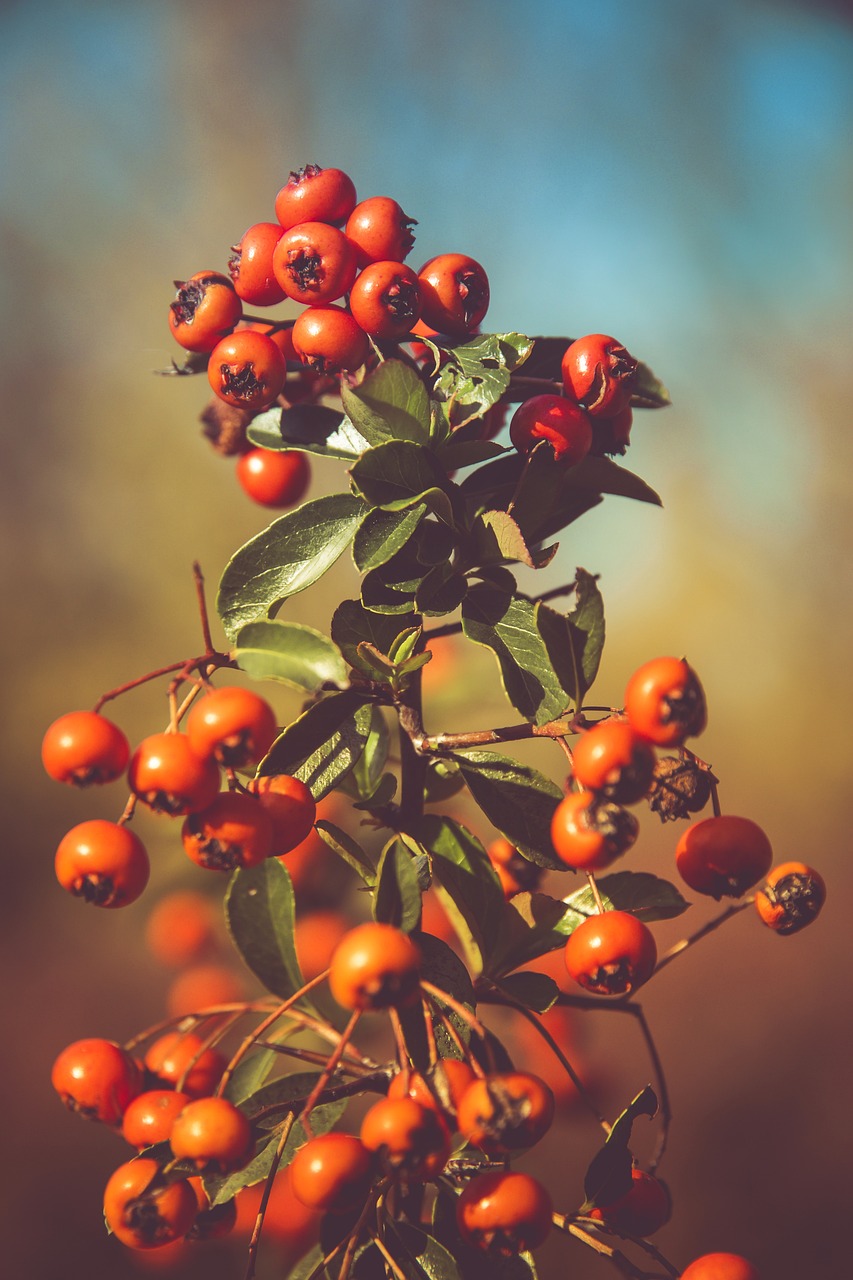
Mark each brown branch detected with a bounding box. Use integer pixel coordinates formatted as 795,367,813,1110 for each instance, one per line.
654,900,753,975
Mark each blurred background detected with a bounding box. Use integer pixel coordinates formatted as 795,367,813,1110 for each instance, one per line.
1,0,851,1276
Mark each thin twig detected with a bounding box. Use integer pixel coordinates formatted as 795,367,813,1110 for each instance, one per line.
654,900,753,975
216,970,332,1096
244,1115,295,1280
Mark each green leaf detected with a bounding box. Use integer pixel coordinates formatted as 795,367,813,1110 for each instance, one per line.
413,520,456,566
353,504,428,573
435,332,534,412
416,815,506,976
361,566,421,614
217,494,365,641
537,569,605,708
454,751,564,868
225,860,303,1000
315,820,377,886
495,971,559,1013
507,439,574,546
221,1049,278,1106
331,600,418,675
341,358,431,445
234,620,348,693
259,693,375,799
399,933,475,1069
437,437,508,470
349,441,454,523
598,870,690,921
471,508,556,571
374,837,423,932
487,890,592,974
384,1220,464,1280
247,403,370,460
582,1086,659,1209
344,706,390,801
415,564,468,618
631,361,671,409
462,586,572,725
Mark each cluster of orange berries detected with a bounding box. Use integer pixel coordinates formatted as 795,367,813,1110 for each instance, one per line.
42,684,317,909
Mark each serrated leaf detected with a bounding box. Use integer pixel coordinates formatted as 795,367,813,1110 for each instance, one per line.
217,494,365,641
349,440,452,516
341,358,431,445
353,503,428,573
435,332,534,412
234,619,348,692
454,751,564,868
416,816,506,977
598,870,690,921
225,860,303,1000
247,403,370,459
462,586,572,725
315,820,377,886
331,600,418,675
495,971,560,1013
374,837,423,932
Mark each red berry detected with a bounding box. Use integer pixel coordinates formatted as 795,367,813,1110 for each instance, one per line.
561,333,637,416
564,911,657,996
186,686,278,768
169,1097,254,1173
345,196,417,265
207,328,286,411
625,656,707,747
550,790,638,872
55,819,149,908
487,837,543,898
417,253,489,335
41,710,129,786
328,922,421,1011
754,861,826,935
289,1132,372,1213
228,222,286,306
359,1096,450,1181
571,719,656,804
509,394,593,464
181,791,274,871
275,165,357,230
121,1090,193,1150
589,1169,671,1237
291,303,370,373
144,1032,225,1099
348,260,422,340
681,1254,761,1280
456,1170,552,1255
250,773,317,855
103,1158,197,1250
169,271,242,353
675,815,773,899
456,1072,555,1154
272,221,358,305
236,448,311,508
128,732,221,817
51,1037,143,1125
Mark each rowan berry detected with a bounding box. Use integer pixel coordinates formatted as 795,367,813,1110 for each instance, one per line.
456,1071,555,1154
169,271,242,353
207,328,287,412
564,910,657,996
328,921,421,1011
294,910,351,982
456,1170,553,1255
250,773,317,855
360,1096,450,1181
755,862,826,935
291,304,370,373
51,1037,143,1125
272,221,358,305
509,394,593,465
550,790,639,872
418,253,490,335
625,656,707,747
589,1169,671,1237
571,719,656,804
55,819,149,908
289,1132,372,1213
561,333,638,416
182,791,275,871
144,1032,226,1098
121,1089,192,1150
186,686,278,769
236,447,311,508
675,815,773,899
680,1254,761,1280
348,260,422,340
487,837,543,897
186,1177,238,1240
228,222,286,306
128,732,221,817
144,890,220,968
345,196,417,264
275,165,357,230
387,1058,476,1118
166,963,249,1018
41,710,129,786
103,1158,197,1250
170,1096,254,1173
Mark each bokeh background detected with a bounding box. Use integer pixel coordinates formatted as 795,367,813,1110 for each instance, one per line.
2,0,851,1276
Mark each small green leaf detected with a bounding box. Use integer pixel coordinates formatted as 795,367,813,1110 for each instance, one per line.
349,441,453,521
248,404,370,459
221,1049,278,1106
435,332,534,412
437,437,508,470
495,971,559,1013
384,1220,465,1280
315,820,377,886
331,600,417,675
374,837,423,932
259,694,375,799
341,358,431,445
415,564,467,618
217,494,365,641
472,508,556,570
631,361,671,409
454,751,564,867
353,504,428,573
361,567,421,614
234,620,348,692
416,815,506,976
225,860,303,1000
598,870,690,921
345,706,390,801
399,933,475,1069
537,569,604,708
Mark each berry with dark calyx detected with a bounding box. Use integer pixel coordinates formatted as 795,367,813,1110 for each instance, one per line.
51,1037,143,1125
169,1096,253,1174
169,271,242,353
186,685,278,769
565,910,657,996
755,862,826,935
456,1170,553,1255
272,221,358,306
55,819,149,908
185,1178,238,1241
250,773,316,855
122,1089,192,1150
509,394,593,465
128,732,221,817
328,921,421,1011
675,815,773,899
387,1058,476,1119
418,252,490,335
227,222,286,306
456,1071,555,1154
680,1254,761,1280
550,790,639,871
291,304,370,373
625,656,707,747
41,710,130,786
360,1096,450,1181
348,260,422,340
648,754,712,822
589,1168,671,1237
289,1132,372,1213
345,196,417,264
571,718,656,805
487,837,543,897
274,165,357,230
103,1158,197,1250
207,329,286,412
181,791,274,871
144,1032,226,1098
561,333,638,416
237,447,311,508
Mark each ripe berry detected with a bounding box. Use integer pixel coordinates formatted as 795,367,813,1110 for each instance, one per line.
561,333,638,416
328,922,421,1011
237,447,311,508
169,1096,254,1173
291,304,370,373
456,1170,552,1255
233,1165,322,1252
274,165,357,230
550,790,638,872
103,1158,197,1250
182,791,276,871
348,260,422,340
456,1071,555,1154
169,271,242,353
359,1096,450,1181
250,773,317,855
487,837,543,898
675,815,773,899
387,1058,476,1118
121,1090,192,1150
272,221,358,306
680,1254,761,1280
41,710,129,786
144,890,220,968
55,819,149,908
228,222,286,306
509,395,593,465
589,1169,671,1237
345,196,417,264
418,253,489,335
289,1132,372,1213
52,1038,143,1125
755,862,826,935
128,732,221,817
186,686,278,769
565,911,657,996
207,328,286,411
625,656,707,747
144,1032,225,1098
571,719,656,804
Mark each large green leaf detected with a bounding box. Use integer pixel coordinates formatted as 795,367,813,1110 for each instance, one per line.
506,439,575,546
330,600,418,675
234,619,348,692
341,358,431,446
349,441,454,524
536,569,605,708
315,820,377,886
471,508,557,570
225,860,303,1000
340,706,390,802
353,503,428,573
247,403,370,459
454,751,564,867
598,870,690,921
259,693,375,799
217,493,365,641
415,564,468,618
374,837,423,932
416,815,506,976
383,1220,464,1280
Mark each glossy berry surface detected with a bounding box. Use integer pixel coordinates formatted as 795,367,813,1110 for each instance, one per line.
680,1254,761,1280
456,1071,555,1154
345,195,417,264
561,333,638,416
186,686,278,768
237,447,311,508
51,1037,142,1125
207,328,286,411
571,719,656,804
272,221,358,305
509,394,593,464
624,656,707,746
550,790,639,871
565,910,657,996
42,710,129,786
456,1170,552,1255
128,732,220,817
228,222,286,306
169,1096,253,1173
417,252,489,335
359,1096,450,1181
103,1158,197,1250
250,773,317,855
274,164,357,230
169,271,242,353
289,1132,372,1213
328,921,421,1011
755,861,826,935
121,1090,192,1150
349,260,422,339
387,1058,476,1118
55,819,149,908
675,815,773,899
181,791,274,871
144,1032,225,1098
487,837,543,897
291,304,370,373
